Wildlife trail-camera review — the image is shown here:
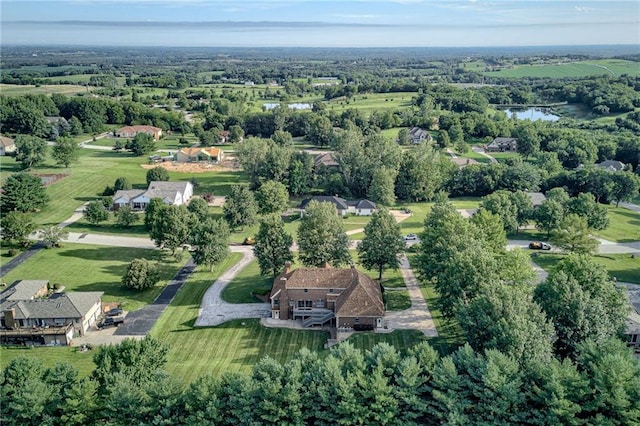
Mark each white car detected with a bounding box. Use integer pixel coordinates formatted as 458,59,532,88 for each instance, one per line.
404,234,418,241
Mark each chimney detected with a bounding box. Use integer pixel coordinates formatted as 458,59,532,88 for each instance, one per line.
283,261,292,274
4,308,16,329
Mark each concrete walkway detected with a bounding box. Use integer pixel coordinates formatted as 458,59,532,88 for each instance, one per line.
195,247,271,326
383,254,438,337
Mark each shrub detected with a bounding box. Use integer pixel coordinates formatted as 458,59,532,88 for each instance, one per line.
8,248,19,257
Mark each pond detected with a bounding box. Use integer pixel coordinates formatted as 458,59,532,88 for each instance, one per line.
503,108,559,122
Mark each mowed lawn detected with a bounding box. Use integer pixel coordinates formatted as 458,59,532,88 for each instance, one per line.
0,243,184,311
532,252,640,284
597,206,640,243
151,253,329,383
0,346,96,378
483,59,640,78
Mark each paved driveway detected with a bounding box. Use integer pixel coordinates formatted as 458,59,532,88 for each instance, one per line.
383,254,438,337
195,246,271,326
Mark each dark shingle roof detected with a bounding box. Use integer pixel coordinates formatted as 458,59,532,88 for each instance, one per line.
300,196,348,211
1,280,49,302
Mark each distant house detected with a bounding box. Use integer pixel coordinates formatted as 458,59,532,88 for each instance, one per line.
408,127,433,144
219,130,230,144
527,192,547,208
486,137,518,152
627,304,640,353
595,160,625,172
174,147,224,163
113,181,193,211
116,125,163,140
313,152,340,170
45,116,70,139
300,196,377,216
0,280,103,345
269,263,384,330
0,135,16,156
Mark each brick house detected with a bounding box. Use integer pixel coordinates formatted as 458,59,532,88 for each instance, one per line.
116,125,163,140
269,263,384,330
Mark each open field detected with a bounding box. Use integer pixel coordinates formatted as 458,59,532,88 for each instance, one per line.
0,83,91,96
324,92,415,114
0,243,184,311
483,59,640,78
532,252,640,284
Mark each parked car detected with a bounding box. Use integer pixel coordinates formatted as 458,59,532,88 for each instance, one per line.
529,242,552,250
106,308,123,317
243,237,256,245
98,316,124,329
404,234,418,241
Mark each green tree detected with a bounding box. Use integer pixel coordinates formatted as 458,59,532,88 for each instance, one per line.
229,124,244,143
287,151,314,197
68,116,83,135
14,135,47,169
534,199,565,238
187,197,210,221
145,166,170,185
121,258,160,290
150,204,192,254
550,214,599,255
534,254,629,357
255,180,289,215
39,225,69,248
437,129,450,147
565,192,609,231
113,176,132,191
575,338,640,424
480,190,518,233
223,185,258,231
0,211,35,246
510,190,534,232
0,173,49,212
513,122,540,159
297,200,351,267
51,137,79,168
458,284,555,364
358,208,405,280
190,218,230,272
236,137,269,189
254,214,294,277
470,209,507,253
395,144,448,202
128,132,156,156
144,198,165,231
610,171,640,207
397,128,410,146
85,199,109,225
368,167,396,206
115,205,139,227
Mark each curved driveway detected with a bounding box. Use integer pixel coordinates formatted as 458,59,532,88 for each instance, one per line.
195,247,271,327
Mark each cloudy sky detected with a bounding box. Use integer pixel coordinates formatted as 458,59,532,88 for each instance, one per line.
2,0,639,47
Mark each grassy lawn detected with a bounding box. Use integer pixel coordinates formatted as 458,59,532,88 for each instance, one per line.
346,330,429,355
222,259,273,303
383,290,411,311
0,243,184,311
483,59,640,78
0,346,96,378
151,254,330,383
597,206,640,243
0,83,90,96
65,216,151,238
532,252,640,284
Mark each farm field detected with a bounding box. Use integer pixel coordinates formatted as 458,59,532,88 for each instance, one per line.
324,92,415,114
483,59,640,78
0,242,184,311
0,83,91,96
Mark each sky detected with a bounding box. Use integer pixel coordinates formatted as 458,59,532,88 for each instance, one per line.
1,0,639,47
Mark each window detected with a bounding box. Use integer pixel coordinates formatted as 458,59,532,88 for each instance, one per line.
316,300,325,308
328,289,334,293
273,299,279,308
304,289,308,293
355,318,360,324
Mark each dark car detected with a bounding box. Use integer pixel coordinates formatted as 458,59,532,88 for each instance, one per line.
529,242,552,250
106,308,123,317
98,316,124,329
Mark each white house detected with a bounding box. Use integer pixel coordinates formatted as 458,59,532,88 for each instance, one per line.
113,181,193,211
300,196,377,217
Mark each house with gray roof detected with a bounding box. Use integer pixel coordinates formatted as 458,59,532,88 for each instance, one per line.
113,181,193,211
487,137,518,152
300,196,377,216
0,135,16,156
269,263,384,330
408,127,433,144
595,160,626,172
0,280,103,345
